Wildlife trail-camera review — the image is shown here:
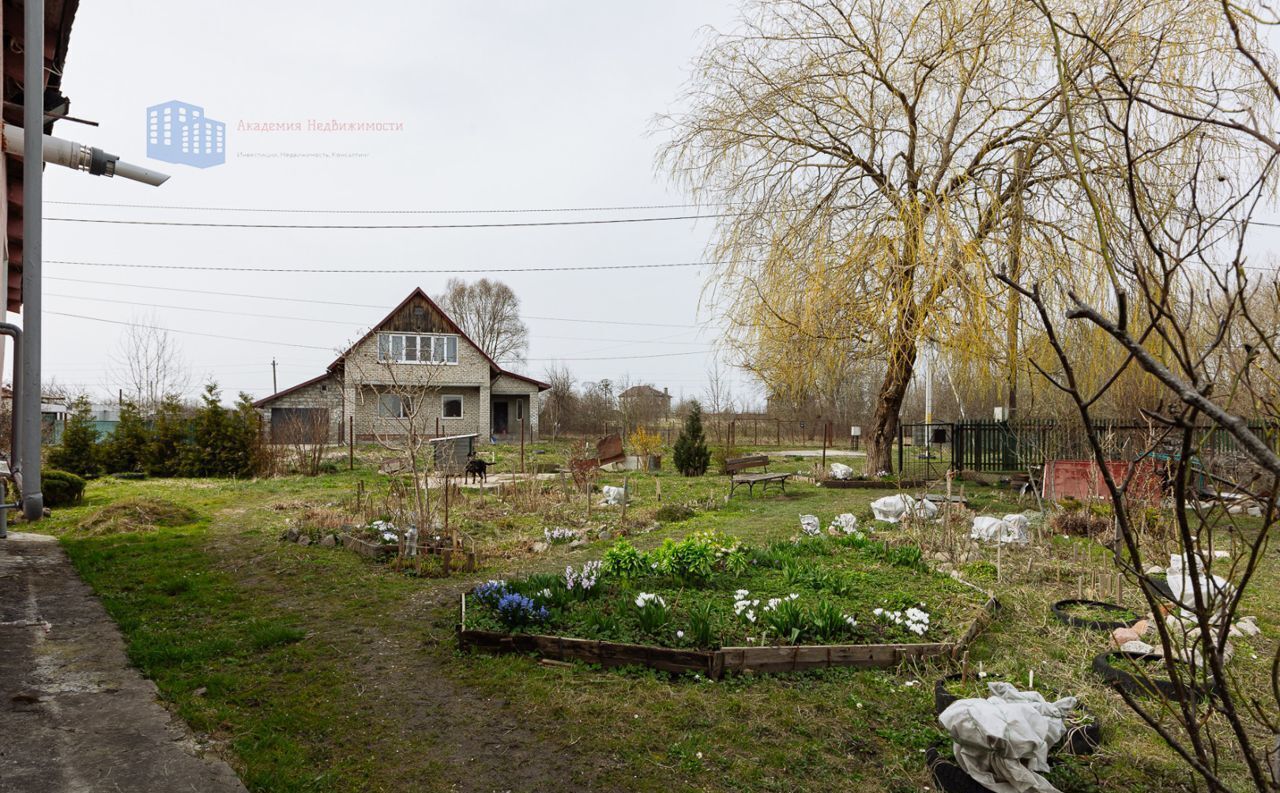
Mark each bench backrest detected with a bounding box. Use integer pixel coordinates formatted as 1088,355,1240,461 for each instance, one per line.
725,455,769,474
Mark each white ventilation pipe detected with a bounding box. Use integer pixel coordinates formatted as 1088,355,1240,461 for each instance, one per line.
1,123,169,186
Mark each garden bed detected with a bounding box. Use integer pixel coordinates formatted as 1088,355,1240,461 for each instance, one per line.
458,531,998,678
820,478,926,489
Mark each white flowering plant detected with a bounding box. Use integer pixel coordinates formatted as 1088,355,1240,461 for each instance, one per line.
635,592,669,633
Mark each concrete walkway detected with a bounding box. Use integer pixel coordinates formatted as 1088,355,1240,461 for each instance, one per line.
0,532,246,793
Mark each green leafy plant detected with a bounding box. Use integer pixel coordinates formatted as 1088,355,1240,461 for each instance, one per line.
672,401,711,476
761,595,805,644
42,469,87,507
648,535,718,583
809,600,849,642
584,605,620,638
602,539,647,580
687,600,717,648
720,546,750,577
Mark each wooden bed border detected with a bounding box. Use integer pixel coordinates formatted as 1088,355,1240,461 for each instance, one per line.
457,595,999,680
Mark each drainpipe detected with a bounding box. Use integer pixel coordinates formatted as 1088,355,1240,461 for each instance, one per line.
19,0,44,520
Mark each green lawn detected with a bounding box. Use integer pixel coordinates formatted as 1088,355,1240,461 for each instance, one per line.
32,442,1279,792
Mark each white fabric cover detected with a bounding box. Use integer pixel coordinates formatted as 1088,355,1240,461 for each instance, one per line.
871,493,938,522
939,682,1077,793
601,485,628,505
1167,553,1233,620
1003,514,1030,532
830,513,860,535
829,462,854,480
799,514,821,536
971,516,1029,544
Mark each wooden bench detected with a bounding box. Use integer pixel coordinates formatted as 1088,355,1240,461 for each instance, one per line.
726,455,791,497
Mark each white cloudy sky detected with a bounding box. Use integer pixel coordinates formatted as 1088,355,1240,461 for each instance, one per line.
30,1,759,406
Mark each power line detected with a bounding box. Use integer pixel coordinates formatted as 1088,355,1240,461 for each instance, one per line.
45,312,335,350
45,275,704,328
47,293,363,326
46,213,733,230
45,313,714,362
48,258,708,274
46,200,730,215
47,291,713,345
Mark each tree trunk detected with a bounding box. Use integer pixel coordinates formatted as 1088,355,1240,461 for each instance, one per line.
864,339,918,475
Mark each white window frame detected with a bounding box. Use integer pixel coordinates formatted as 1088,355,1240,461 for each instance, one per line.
376,393,410,418
376,332,458,365
441,394,464,419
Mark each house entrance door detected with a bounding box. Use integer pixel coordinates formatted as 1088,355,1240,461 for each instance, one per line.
492,401,509,436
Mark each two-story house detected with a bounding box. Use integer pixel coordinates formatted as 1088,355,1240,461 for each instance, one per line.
255,288,548,445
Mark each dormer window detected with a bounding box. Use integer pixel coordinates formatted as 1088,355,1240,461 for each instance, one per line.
377,333,458,364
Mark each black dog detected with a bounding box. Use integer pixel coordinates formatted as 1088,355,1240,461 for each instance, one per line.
464,456,492,484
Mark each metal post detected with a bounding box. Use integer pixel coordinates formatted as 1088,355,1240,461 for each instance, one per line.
897,418,904,476
348,416,354,470
271,358,278,394
19,0,44,520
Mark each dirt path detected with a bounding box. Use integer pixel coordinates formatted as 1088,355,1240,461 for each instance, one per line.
0,532,247,793
205,510,601,792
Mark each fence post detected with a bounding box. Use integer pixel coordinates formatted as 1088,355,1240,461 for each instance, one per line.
897,419,905,476
349,416,354,470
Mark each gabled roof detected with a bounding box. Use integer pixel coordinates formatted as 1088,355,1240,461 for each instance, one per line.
327,287,549,390
252,371,337,408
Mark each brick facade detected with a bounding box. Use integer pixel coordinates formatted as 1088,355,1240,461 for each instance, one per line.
255,289,546,445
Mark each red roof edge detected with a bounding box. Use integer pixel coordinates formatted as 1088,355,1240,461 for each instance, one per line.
494,368,550,391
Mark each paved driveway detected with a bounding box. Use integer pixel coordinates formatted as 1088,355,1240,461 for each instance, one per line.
0,532,246,793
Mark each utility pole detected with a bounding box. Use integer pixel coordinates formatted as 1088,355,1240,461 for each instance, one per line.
19,0,45,520
271,358,278,394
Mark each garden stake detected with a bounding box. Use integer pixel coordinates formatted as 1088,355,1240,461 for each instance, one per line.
961,650,970,683
620,476,629,523
656,477,662,502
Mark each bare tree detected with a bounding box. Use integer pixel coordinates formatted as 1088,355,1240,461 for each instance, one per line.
435,278,529,365
276,410,330,476
1009,3,1280,789
112,315,189,411
347,350,450,550
539,364,576,440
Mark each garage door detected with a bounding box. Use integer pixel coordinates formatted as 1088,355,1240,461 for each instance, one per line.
271,407,330,444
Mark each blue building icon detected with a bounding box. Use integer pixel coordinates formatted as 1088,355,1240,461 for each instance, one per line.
147,100,225,168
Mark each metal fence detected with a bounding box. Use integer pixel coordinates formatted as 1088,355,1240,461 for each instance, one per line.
950,419,1280,478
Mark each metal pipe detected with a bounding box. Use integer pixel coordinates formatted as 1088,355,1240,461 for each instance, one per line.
20,0,44,520
0,323,24,470
1,124,169,186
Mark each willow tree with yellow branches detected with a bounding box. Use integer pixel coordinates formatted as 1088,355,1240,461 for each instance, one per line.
661,0,1208,473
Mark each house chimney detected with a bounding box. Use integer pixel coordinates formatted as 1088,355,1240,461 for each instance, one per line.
663,387,669,396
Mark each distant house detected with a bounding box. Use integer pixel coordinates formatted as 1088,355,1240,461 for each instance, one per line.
254,288,548,445
619,384,672,418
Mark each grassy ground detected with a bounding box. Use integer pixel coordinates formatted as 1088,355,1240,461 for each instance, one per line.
29,440,1280,792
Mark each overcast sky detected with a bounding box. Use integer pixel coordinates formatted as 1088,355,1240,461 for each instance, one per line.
30,1,757,407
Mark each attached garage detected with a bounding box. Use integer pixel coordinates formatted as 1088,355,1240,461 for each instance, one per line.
254,373,345,444
270,407,330,444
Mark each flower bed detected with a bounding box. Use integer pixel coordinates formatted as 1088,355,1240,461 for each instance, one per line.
459,530,997,676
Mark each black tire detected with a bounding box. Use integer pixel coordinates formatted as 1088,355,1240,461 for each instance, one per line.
1091,651,1209,702
1139,576,1176,602
1059,711,1103,755
934,674,1101,755
926,747,997,793
1051,599,1140,631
